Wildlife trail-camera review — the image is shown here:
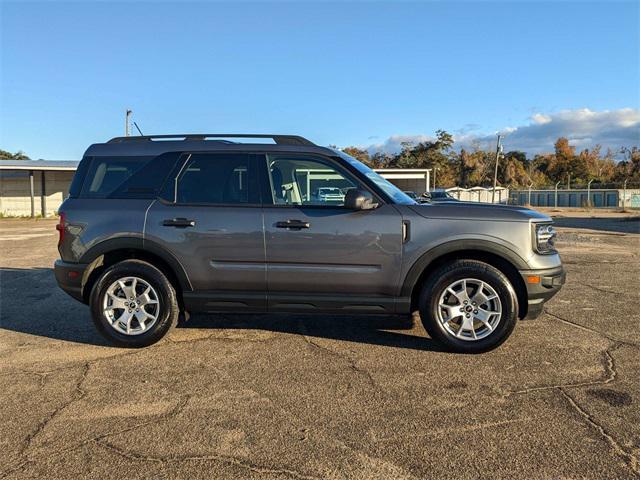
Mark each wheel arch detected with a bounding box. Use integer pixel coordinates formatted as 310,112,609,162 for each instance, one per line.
79,237,192,305
403,241,529,320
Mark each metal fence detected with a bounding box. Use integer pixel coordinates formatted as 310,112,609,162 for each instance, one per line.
509,188,640,209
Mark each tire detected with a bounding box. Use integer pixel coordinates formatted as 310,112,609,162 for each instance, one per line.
90,259,179,347
418,259,518,353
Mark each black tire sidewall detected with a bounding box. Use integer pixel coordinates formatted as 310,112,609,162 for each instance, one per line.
419,260,518,353
90,260,178,347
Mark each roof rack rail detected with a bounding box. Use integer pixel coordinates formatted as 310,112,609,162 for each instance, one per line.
107,134,316,146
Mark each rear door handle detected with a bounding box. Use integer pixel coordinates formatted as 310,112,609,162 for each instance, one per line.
162,218,196,228
275,220,310,230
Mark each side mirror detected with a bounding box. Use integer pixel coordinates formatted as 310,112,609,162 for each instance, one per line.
420,192,432,203
344,189,378,210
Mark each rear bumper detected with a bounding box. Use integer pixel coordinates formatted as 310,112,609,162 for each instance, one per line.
54,260,89,303
519,265,566,319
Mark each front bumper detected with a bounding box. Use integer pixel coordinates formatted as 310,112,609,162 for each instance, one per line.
519,265,566,319
54,259,89,303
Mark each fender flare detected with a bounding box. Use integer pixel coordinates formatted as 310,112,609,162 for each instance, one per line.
79,236,192,291
400,239,529,298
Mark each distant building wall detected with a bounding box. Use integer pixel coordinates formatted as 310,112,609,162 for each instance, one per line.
508,189,640,208
0,171,73,216
446,187,509,203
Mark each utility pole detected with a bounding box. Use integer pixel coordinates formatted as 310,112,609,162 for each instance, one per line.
432,167,438,190
587,179,594,208
623,179,628,211
567,172,571,190
491,134,502,203
555,181,561,208
125,109,132,136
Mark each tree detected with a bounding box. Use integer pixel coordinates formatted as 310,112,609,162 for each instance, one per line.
614,146,640,182
342,147,370,165
0,149,30,160
546,137,589,184
500,151,529,186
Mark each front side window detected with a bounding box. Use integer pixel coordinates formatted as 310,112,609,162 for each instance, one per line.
175,153,258,204
334,150,417,205
266,156,358,206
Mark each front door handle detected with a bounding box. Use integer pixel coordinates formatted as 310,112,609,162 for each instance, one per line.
275,219,310,230
162,218,196,228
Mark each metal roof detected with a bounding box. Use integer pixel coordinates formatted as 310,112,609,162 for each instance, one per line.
0,160,79,171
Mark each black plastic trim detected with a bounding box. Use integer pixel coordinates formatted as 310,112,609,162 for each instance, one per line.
401,239,530,298
53,259,88,302
78,236,192,291
519,266,565,320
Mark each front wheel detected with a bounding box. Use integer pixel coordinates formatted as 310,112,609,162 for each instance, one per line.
90,260,179,347
419,260,518,353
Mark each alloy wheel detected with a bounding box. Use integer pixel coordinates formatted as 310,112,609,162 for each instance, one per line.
436,278,502,341
102,276,160,335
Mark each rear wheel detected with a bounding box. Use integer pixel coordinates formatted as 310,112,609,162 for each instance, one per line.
90,260,179,347
419,260,518,353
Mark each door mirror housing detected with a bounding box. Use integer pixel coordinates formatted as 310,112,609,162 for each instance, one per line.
344,189,378,210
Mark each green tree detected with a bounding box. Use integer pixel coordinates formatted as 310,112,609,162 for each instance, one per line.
0,149,30,160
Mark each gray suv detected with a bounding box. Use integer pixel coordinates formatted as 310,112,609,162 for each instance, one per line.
54,134,565,352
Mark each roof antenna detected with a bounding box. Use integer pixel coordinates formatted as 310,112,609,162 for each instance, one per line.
133,122,144,136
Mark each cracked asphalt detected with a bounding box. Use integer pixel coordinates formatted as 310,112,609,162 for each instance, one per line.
1,214,639,479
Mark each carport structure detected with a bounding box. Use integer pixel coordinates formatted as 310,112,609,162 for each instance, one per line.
374,168,431,195
0,160,79,217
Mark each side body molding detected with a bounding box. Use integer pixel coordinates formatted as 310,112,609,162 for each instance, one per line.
78,236,193,291
400,239,529,298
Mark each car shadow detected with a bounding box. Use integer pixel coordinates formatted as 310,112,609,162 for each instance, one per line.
181,312,445,352
0,267,444,352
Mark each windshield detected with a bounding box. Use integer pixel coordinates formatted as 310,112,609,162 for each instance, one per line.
334,150,417,205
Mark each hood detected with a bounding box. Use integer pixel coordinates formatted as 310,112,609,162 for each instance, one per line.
408,201,552,223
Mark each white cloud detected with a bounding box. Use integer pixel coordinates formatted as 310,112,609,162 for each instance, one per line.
531,113,552,125
365,134,434,155
361,108,639,157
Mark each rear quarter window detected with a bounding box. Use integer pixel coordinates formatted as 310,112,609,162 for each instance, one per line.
79,153,180,199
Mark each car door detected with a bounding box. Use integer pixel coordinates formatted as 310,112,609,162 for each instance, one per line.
144,152,266,311
260,153,403,314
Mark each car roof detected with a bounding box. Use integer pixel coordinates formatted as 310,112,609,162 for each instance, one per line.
83,134,338,158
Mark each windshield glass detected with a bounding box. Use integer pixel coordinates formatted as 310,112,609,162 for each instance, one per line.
334,150,417,205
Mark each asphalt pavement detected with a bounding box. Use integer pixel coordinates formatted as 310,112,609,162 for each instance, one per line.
1,215,638,479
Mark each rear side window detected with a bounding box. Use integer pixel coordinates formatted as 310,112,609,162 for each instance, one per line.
79,153,179,199
68,156,91,198
175,153,259,205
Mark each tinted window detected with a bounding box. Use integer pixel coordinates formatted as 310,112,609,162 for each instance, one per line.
80,156,152,198
79,154,180,199
69,156,91,198
110,153,180,198
266,155,358,206
175,153,258,204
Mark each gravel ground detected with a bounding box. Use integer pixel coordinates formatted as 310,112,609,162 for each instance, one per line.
0,216,638,479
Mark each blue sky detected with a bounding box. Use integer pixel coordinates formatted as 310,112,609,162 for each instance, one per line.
1,1,638,159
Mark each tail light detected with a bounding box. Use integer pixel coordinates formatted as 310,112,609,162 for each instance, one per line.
56,212,66,245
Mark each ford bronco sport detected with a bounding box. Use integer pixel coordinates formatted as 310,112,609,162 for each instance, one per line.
54,134,565,352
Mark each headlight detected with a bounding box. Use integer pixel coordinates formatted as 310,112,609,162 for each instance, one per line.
534,223,557,254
